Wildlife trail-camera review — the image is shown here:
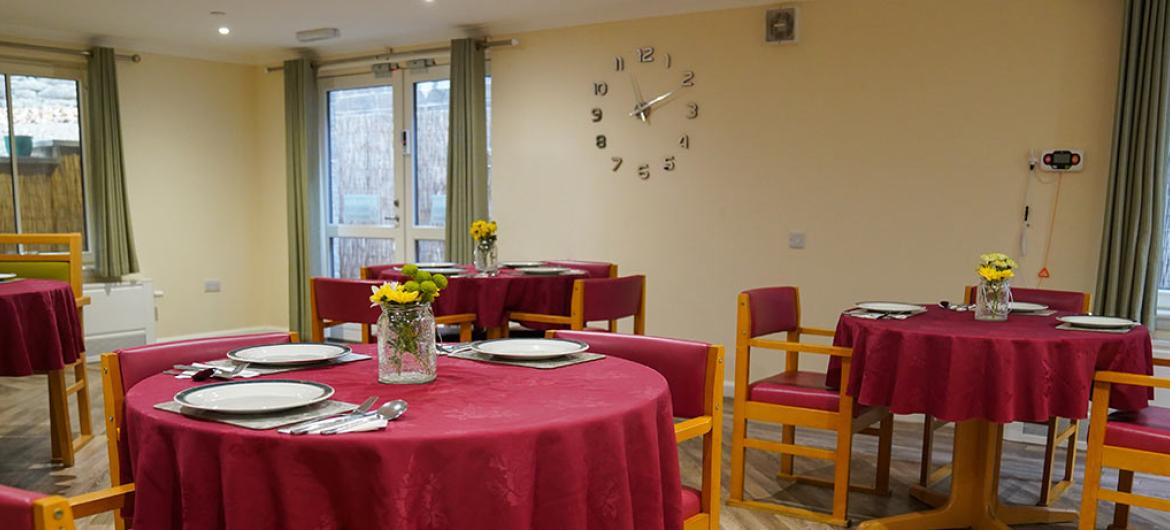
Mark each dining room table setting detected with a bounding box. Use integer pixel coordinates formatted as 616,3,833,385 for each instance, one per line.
824,253,1155,529
117,263,683,530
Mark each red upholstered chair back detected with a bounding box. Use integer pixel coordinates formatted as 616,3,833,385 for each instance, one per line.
742,286,800,338
0,484,42,530
963,286,1089,313
361,264,401,280
551,330,712,418
581,275,645,322
544,260,616,279
312,277,382,325
116,332,293,392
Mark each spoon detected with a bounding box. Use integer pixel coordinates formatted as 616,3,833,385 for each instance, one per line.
320,400,408,435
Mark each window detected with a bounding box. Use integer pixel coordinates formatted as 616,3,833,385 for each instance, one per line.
0,68,89,254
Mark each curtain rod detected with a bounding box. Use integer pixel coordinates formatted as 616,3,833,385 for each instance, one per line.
0,40,142,62
265,38,517,73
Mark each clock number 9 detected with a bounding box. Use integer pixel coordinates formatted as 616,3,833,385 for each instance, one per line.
595,135,607,149
686,102,699,119
593,82,608,96
591,108,603,122
637,164,650,180
664,156,676,171
681,71,695,87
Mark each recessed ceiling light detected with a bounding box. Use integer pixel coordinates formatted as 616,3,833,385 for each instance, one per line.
218,26,231,35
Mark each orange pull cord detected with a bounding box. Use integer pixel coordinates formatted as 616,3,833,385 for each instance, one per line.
1037,174,1063,286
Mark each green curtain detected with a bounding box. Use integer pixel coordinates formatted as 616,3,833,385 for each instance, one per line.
445,39,489,263
1096,0,1170,325
284,58,318,337
86,47,139,279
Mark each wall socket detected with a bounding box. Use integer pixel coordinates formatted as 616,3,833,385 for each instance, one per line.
788,231,806,249
203,279,222,293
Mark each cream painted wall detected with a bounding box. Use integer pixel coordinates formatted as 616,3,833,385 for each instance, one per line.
489,0,1123,382
118,54,288,337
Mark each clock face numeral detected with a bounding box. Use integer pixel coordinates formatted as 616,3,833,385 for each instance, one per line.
615,56,625,71
595,135,607,149
664,156,676,171
591,108,603,123
682,71,695,87
686,102,699,119
637,164,651,180
611,157,623,172
593,82,608,96
638,47,654,63
679,134,690,149
666,54,672,69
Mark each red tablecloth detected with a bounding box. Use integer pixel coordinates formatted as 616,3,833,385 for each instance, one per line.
123,344,683,530
374,265,587,328
829,307,1153,423
0,279,83,376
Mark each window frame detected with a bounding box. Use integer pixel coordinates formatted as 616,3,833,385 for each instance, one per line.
0,58,95,264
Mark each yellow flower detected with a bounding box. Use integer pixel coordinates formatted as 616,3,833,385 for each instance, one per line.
487,221,497,234
369,282,421,305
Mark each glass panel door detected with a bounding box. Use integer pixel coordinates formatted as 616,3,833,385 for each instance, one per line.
405,66,451,262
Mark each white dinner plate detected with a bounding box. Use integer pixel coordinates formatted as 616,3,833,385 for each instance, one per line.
419,267,465,275
1056,315,1138,330
501,261,545,268
0,273,16,281
855,301,926,314
415,262,456,268
1010,302,1049,313
174,380,334,414
472,338,589,360
227,343,350,366
518,266,573,276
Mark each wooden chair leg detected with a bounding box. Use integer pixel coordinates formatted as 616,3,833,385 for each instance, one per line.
779,425,796,477
919,415,934,486
73,360,93,438
459,322,473,343
875,414,893,495
1039,417,1060,506
1109,469,1134,530
1063,419,1079,485
46,369,74,467
729,413,748,502
830,424,854,525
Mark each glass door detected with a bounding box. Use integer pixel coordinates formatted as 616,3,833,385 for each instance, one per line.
405,66,451,263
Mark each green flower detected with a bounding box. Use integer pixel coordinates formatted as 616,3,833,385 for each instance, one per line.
432,274,448,289
403,281,420,292
420,280,438,294
415,270,432,282
401,264,419,276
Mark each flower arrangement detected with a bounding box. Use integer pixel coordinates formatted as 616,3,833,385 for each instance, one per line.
975,252,1016,321
469,219,498,245
369,264,449,383
470,219,499,273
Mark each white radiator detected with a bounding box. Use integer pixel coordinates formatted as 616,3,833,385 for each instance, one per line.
81,279,156,359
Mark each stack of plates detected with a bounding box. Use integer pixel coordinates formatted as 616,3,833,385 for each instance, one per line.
227,343,350,366
174,380,334,414
1056,315,1139,330
472,338,589,360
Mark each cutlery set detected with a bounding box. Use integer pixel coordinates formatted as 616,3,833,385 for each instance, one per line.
277,396,408,435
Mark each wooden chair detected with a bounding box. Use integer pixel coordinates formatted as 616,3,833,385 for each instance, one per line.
100,331,298,530
728,286,893,527
1078,355,1170,529
0,482,136,530
310,277,475,343
0,233,92,467
509,274,645,335
919,287,1091,506
542,260,618,279
549,330,722,530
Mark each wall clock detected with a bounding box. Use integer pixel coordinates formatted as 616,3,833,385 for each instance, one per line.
591,46,697,180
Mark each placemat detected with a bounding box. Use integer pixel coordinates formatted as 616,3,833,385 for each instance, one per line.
1055,323,1137,334
448,350,606,369
154,399,358,430
843,308,926,320
196,352,372,376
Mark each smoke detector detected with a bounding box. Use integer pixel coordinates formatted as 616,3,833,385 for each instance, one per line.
296,27,341,43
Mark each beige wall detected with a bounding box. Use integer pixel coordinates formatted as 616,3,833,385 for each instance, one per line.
118,54,287,337
489,0,1123,382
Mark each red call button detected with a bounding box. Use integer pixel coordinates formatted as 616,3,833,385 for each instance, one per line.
1043,154,1053,164
1071,154,1081,165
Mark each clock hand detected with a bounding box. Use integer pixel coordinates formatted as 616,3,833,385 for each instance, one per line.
629,90,675,116
630,76,647,123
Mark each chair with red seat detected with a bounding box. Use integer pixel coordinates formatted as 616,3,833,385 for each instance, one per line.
919,287,1091,505
0,482,136,530
509,275,645,334
1079,356,1170,529
99,331,298,530
549,330,722,530
542,260,617,279
728,286,893,527
310,277,475,343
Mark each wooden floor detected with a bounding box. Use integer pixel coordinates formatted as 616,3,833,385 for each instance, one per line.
2,365,1168,529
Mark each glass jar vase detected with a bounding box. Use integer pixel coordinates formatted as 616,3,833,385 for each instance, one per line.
377,302,437,384
974,280,1012,322
474,242,499,275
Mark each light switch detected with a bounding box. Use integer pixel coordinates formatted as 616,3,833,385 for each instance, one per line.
788,232,806,249
204,279,222,293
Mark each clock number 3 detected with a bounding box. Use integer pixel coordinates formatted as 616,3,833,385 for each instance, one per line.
637,164,651,180
686,103,699,119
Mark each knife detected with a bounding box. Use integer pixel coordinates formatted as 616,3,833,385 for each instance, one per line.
282,396,377,435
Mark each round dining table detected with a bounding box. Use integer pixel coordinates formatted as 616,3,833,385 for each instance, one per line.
122,344,684,530
830,306,1153,529
371,264,591,332
0,278,83,375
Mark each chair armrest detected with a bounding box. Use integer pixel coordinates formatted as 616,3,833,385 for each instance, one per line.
507,312,572,325
436,313,477,325
76,295,91,308
748,338,851,357
1095,370,1170,390
1153,357,1170,368
69,483,135,518
675,416,712,443
798,326,835,338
